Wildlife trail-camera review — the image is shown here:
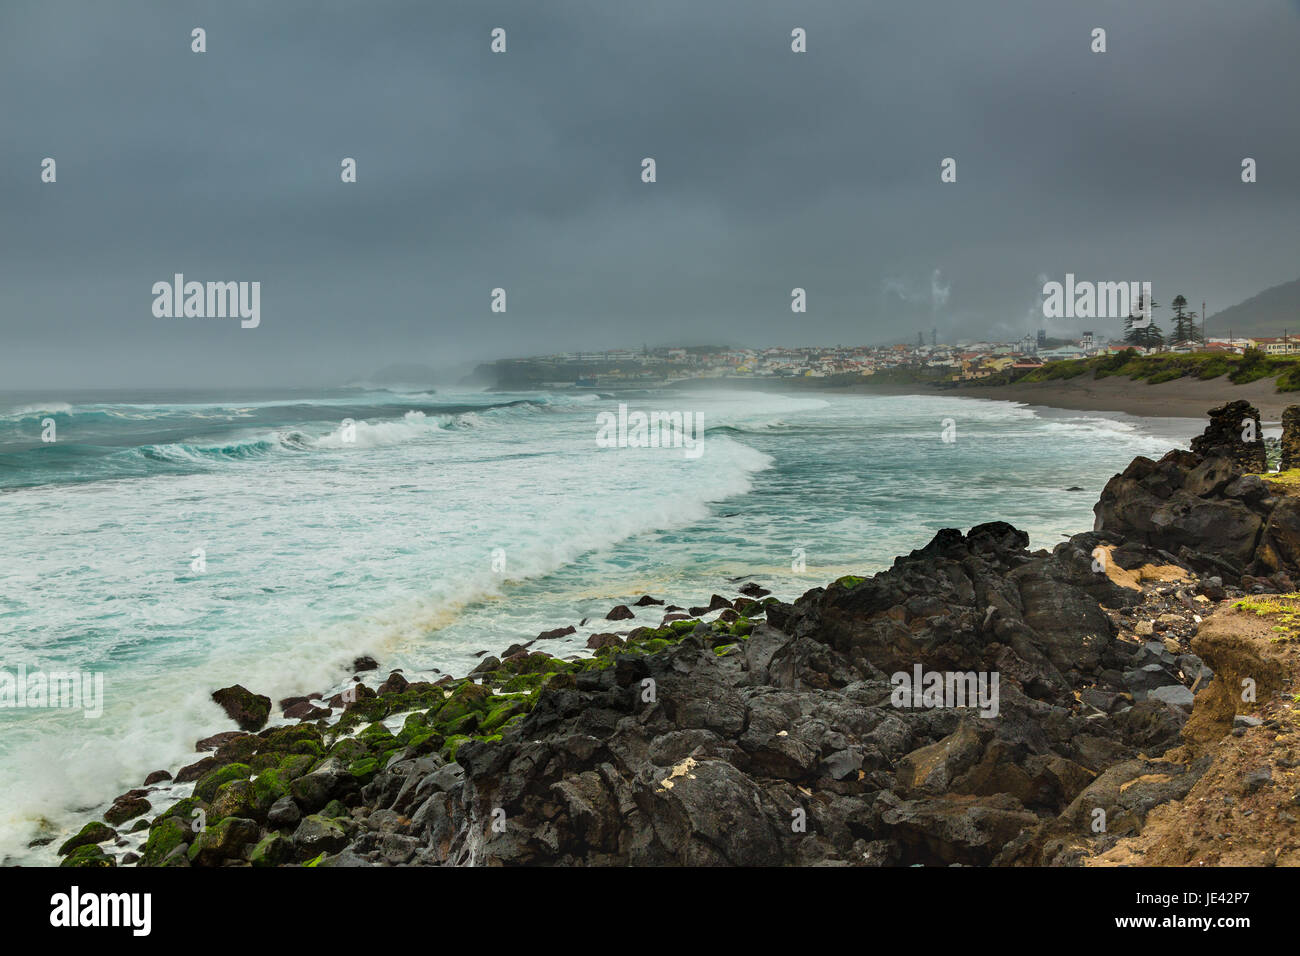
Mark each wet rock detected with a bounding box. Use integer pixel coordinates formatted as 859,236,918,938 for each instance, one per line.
536,626,577,641
377,671,409,696
57,822,117,857
188,816,261,866
103,793,152,826
210,685,272,732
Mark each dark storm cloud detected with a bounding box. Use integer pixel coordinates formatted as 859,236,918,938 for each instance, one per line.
2,0,1298,387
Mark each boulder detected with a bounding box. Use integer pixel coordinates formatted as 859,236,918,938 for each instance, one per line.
210,685,272,732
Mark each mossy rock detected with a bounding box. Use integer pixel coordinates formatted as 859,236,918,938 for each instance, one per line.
729,617,755,638
499,671,552,695
441,734,473,762
834,575,866,590
252,769,291,813
249,832,293,867
277,753,316,780
479,697,527,734
141,816,189,867
155,796,208,829
320,799,349,819
348,757,380,780
194,762,252,802
249,752,282,774
209,778,259,823
431,681,492,724
60,843,115,868
714,643,737,656
214,734,262,762
497,652,566,676
438,711,482,736
327,737,370,765
396,712,429,743
259,723,324,752
211,685,272,732
406,730,446,755
336,697,389,730
57,821,117,856
359,721,398,748
188,816,261,866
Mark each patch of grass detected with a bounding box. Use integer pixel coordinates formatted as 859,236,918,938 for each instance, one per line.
1257,469,1300,493
973,348,1300,392
1234,594,1300,641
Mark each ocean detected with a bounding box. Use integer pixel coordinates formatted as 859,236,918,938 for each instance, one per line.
0,386,1196,862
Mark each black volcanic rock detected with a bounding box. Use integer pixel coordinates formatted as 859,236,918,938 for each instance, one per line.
1189,400,1265,473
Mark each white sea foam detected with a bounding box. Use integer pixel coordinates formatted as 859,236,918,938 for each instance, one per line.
0,387,1185,863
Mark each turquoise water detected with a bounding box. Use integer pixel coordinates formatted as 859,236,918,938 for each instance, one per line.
0,386,1194,861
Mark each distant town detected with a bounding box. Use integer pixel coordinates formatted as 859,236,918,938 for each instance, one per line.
477,329,1300,390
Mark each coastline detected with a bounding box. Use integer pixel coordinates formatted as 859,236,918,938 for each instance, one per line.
656,372,1294,423
41,402,1300,867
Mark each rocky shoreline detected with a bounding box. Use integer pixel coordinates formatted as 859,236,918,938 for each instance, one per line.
48,400,1300,867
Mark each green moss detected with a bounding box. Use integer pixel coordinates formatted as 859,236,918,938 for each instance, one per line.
155,796,207,827
729,617,755,638
57,821,117,856
208,778,257,823
194,762,251,802
60,843,115,868
249,832,292,867
835,575,866,589
141,816,189,866
348,757,379,779
277,753,316,780
441,734,472,762
251,769,290,811
430,681,493,724
479,696,527,734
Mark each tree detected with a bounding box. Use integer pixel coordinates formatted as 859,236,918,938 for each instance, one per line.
1124,293,1164,350
1169,294,1202,347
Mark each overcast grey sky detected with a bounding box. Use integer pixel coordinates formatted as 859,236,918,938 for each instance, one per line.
3,0,1298,388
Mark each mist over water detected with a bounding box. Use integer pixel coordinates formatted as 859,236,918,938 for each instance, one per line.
0,387,1194,861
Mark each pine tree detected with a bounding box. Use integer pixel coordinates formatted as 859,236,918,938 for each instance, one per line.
1124,293,1164,350
1169,294,1202,347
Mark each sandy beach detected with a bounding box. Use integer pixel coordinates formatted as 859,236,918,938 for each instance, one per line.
846,373,1296,423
